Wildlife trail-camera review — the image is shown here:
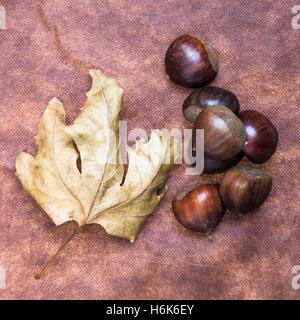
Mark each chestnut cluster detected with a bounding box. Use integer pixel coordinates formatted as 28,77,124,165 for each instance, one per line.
173,168,272,233
165,34,278,234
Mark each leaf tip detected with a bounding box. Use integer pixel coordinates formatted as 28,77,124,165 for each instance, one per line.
49,97,62,105
47,97,64,113
129,237,136,243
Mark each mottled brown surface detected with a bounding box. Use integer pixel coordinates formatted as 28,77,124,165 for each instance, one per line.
0,0,299,300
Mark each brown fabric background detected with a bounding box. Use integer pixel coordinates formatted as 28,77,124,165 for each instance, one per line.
0,0,299,300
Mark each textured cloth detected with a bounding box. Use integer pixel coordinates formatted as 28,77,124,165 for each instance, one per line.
0,0,299,300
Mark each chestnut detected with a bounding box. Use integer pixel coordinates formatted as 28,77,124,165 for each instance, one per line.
172,181,225,233
193,105,246,160
183,86,240,122
220,166,272,214
203,152,244,174
239,110,278,164
165,34,218,88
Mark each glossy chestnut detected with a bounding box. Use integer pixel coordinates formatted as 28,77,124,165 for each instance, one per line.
193,105,246,160
239,110,278,164
220,166,272,214
183,86,240,122
165,34,218,88
172,181,225,233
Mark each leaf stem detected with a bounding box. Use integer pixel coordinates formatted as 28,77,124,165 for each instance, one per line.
34,226,81,280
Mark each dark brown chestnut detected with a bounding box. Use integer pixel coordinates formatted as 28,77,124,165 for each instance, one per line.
203,152,244,174
220,166,272,214
193,105,246,160
165,34,218,88
172,181,225,233
239,110,278,164
183,86,240,122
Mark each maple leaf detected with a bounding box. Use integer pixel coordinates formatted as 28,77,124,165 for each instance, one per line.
16,70,176,277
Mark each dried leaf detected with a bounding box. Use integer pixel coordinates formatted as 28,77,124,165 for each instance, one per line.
16,70,176,242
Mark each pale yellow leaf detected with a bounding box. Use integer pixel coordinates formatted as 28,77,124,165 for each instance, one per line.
16,70,176,242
